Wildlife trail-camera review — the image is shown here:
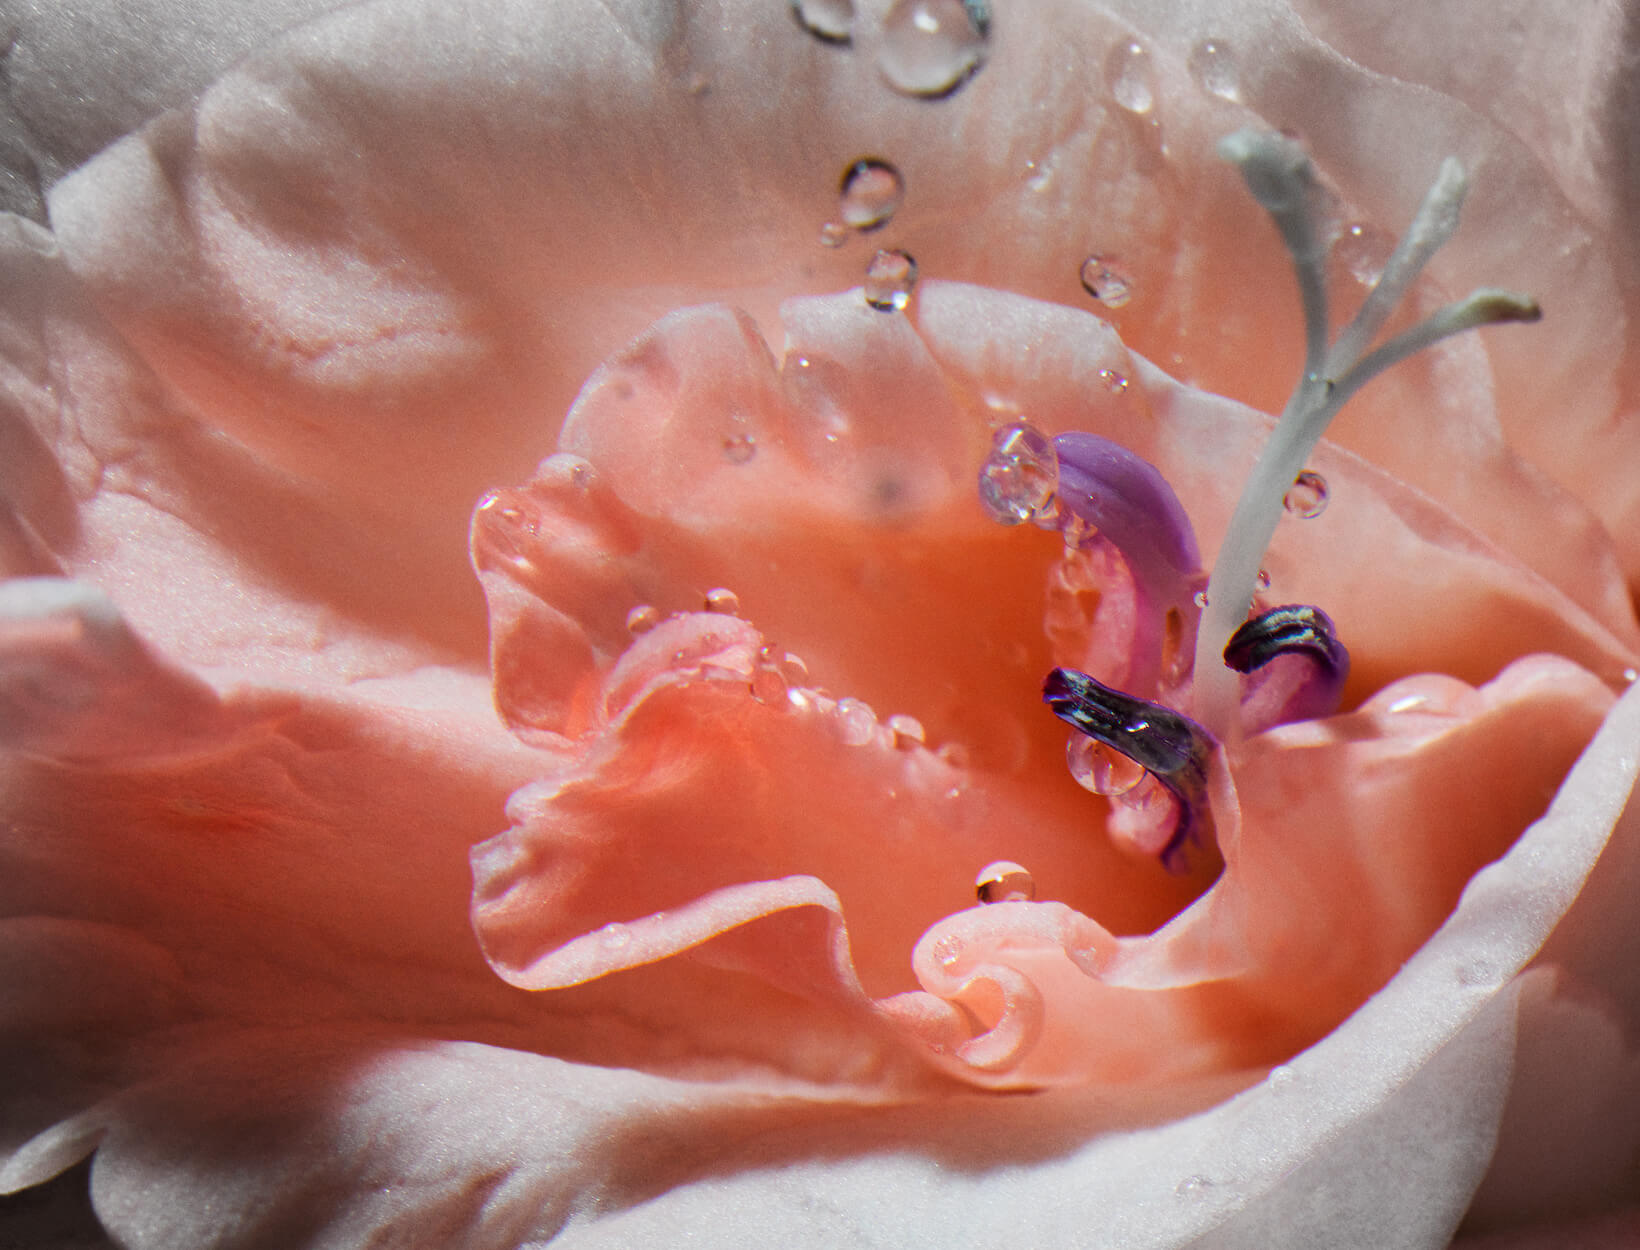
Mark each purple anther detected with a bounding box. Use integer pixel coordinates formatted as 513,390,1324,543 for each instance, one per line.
1223,604,1350,733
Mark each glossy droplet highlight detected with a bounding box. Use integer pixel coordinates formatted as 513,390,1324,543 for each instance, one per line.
1066,733,1147,797
748,661,789,707
1080,256,1132,309
1187,39,1240,100
864,249,918,311
978,420,1059,525
722,431,757,463
625,604,661,635
1176,1175,1215,1200
887,713,926,748
1283,470,1329,518
1098,368,1128,394
878,0,989,98
1105,39,1156,115
836,696,878,745
839,158,905,231
975,861,1036,903
791,0,854,43
1335,221,1394,287
597,922,633,951
818,221,849,248
703,587,740,615
932,934,964,968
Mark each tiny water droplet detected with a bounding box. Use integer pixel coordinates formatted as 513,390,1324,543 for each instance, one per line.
568,461,595,490
791,0,854,43
932,934,964,968
1254,569,1270,592
864,249,918,311
1625,667,1638,685
1193,590,1210,608
1097,367,1129,394
1335,221,1394,287
1066,733,1147,797
887,713,926,748
776,649,810,685
626,604,661,635
1080,256,1132,309
703,587,740,615
878,0,989,97
836,696,878,745
1267,1063,1295,1089
598,922,633,951
1105,39,1156,115
1187,39,1240,100
1283,470,1329,518
975,860,1036,903
839,158,905,232
978,419,1059,525
1176,1174,1214,1200
722,431,758,463
818,221,849,248
749,662,789,706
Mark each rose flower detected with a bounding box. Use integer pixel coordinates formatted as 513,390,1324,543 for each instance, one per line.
4,1,1640,1247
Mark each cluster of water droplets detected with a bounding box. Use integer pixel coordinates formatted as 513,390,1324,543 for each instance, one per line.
794,0,990,97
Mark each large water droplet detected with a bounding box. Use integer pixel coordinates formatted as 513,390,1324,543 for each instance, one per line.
839,158,905,231
878,0,989,98
1283,470,1329,518
836,696,878,745
1105,39,1156,115
975,860,1036,903
791,0,854,43
626,604,662,635
1066,733,1147,797
864,249,918,311
1187,39,1240,101
1080,256,1132,309
978,420,1059,525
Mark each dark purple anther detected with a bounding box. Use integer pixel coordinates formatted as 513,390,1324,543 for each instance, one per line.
1043,666,1216,872
1053,433,1203,693
1223,604,1350,733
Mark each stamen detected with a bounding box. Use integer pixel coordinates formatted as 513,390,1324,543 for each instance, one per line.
1192,130,1541,741
1223,604,1349,731
1043,666,1214,870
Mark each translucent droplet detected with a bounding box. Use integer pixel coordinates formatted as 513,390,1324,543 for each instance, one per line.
722,432,757,463
597,922,633,951
887,713,926,748
975,860,1036,903
1105,39,1156,115
836,696,878,745
1193,589,1210,608
1335,221,1394,287
1066,733,1147,797
749,662,789,706
791,0,854,43
703,587,740,615
1176,1174,1215,1200
1283,470,1329,518
978,420,1059,525
932,934,964,968
1187,39,1240,101
1097,367,1129,394
839,158,905,232
1387,694,1426,714
1267,1063,1295,1089
1079,256,1132,309
1625,667,1639,685
818,221,849,248
1254,569,1270,592
625,604,661,635
878,0,989,98
774,648,810,685
864,249,918,311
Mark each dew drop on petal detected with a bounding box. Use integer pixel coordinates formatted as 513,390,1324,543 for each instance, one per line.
1080,256,1132,309
1267,1063,1295,1090
864,248,918,311
1334,221,1394,287
836,696,878,745
775,648,810,685
1066,733,1147,797
1105,39,1156,115
887,712,926,748
749,661,789,706
932,933,964,968
978,420,1059,525
839,158,905,231
878,0,989,97
1625,667,1638,685
1176,1175,1215,1200
1193,590,1210,608
1283,470,1329,518
791,0,854,43
818,221,849,248
1187,39,1240,101
975,860,1036,903
597,922,633,951
625,604,662,635
703,587,741,615
1254,568,1270,592
722,432,757,463
1097,367,1129,394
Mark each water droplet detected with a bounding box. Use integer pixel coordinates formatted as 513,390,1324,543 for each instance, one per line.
1066,733,1147,797
1283,470,1329,519
836,696,878,745
1193,590,1210,608
749,662,789,706
1079,256,1132,309
1267,1063,1295,1089
878,0,989,98
975,860,1036,903
1105,39,1156,115
839,158,905,232
818,221,849,248
791,0,854,43
597,922,633,951
1334,221,1394,287
703,587,740,615
1187,39,1240,101
626,604,662,635
1097,367,1129,394
1254,569,1270,592
887,713,926,748
1114,770,1167,814
932,934,964,968
774,648,810,685
722,431,758,463
978,420,1059,525
864,249,918,311
1176,1174,1215,1200
1625,667,1638,685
